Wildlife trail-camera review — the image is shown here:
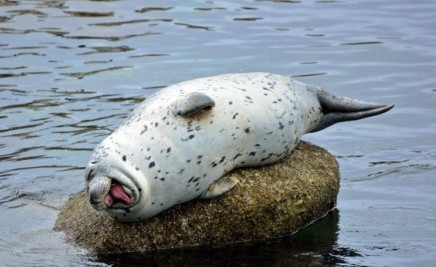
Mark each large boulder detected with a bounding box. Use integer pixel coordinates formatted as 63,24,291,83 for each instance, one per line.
54,141,340,254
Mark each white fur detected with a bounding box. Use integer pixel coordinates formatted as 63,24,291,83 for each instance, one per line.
86,73,322,221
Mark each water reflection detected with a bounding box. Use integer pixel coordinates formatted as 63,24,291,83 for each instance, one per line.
64,11,114,17
135,7,173,13
61,66,132,79
174,22,213,31
99,210,355,267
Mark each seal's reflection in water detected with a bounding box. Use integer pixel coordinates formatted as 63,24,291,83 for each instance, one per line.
98,209,359,266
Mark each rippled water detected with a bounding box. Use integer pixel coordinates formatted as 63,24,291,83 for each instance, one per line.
1,0,435,266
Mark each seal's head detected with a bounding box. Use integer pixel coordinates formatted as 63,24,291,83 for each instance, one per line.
85,150,149,222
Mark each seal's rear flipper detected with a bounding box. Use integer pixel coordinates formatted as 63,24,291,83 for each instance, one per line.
310,88,394,132
199,175,239,199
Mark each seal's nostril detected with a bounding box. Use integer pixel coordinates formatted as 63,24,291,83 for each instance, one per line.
89,197,98,205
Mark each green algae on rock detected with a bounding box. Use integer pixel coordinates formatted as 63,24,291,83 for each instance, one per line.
54,141,340,254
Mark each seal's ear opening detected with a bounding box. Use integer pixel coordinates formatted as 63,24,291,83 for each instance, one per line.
171,92,215,117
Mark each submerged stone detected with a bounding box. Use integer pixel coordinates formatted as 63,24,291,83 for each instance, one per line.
54,141,340,254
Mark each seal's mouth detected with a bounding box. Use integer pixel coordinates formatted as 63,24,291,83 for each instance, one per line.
86,161,143,215
104,181,133,209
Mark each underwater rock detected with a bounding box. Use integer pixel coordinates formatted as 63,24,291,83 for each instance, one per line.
54,141,340,254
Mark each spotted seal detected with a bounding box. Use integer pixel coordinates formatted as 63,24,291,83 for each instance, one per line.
86,72,393,222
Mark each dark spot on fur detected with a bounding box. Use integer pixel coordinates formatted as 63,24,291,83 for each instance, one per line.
233,153,242,160
141,125,148,134
244,127,250,133
249,152,256,156
160,178,165,181
182,134,195,141
122,155,126,161
232,113,239,119
149,161,155,168
219,156,226,163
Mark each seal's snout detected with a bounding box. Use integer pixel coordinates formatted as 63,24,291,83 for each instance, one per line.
88,176,111,210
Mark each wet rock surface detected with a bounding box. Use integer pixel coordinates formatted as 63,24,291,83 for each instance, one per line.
54,141,340,254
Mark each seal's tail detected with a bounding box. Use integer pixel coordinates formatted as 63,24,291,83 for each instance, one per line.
309,88,394,132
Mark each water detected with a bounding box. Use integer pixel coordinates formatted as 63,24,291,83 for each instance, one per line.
0,0,435,266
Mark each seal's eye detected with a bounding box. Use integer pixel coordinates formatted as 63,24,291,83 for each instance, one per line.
87,169,94,181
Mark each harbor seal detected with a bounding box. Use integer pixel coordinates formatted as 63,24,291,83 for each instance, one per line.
85,72,393,222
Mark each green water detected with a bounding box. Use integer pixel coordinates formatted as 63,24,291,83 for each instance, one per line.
0,0,435,266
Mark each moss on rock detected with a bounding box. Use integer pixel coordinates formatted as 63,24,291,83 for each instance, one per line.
54,141,340,254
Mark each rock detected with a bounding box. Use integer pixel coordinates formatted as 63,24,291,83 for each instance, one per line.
54,141,340,254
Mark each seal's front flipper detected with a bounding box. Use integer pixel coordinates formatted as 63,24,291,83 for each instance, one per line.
171,92,215,117
310,88,394,132
199,175,239,199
